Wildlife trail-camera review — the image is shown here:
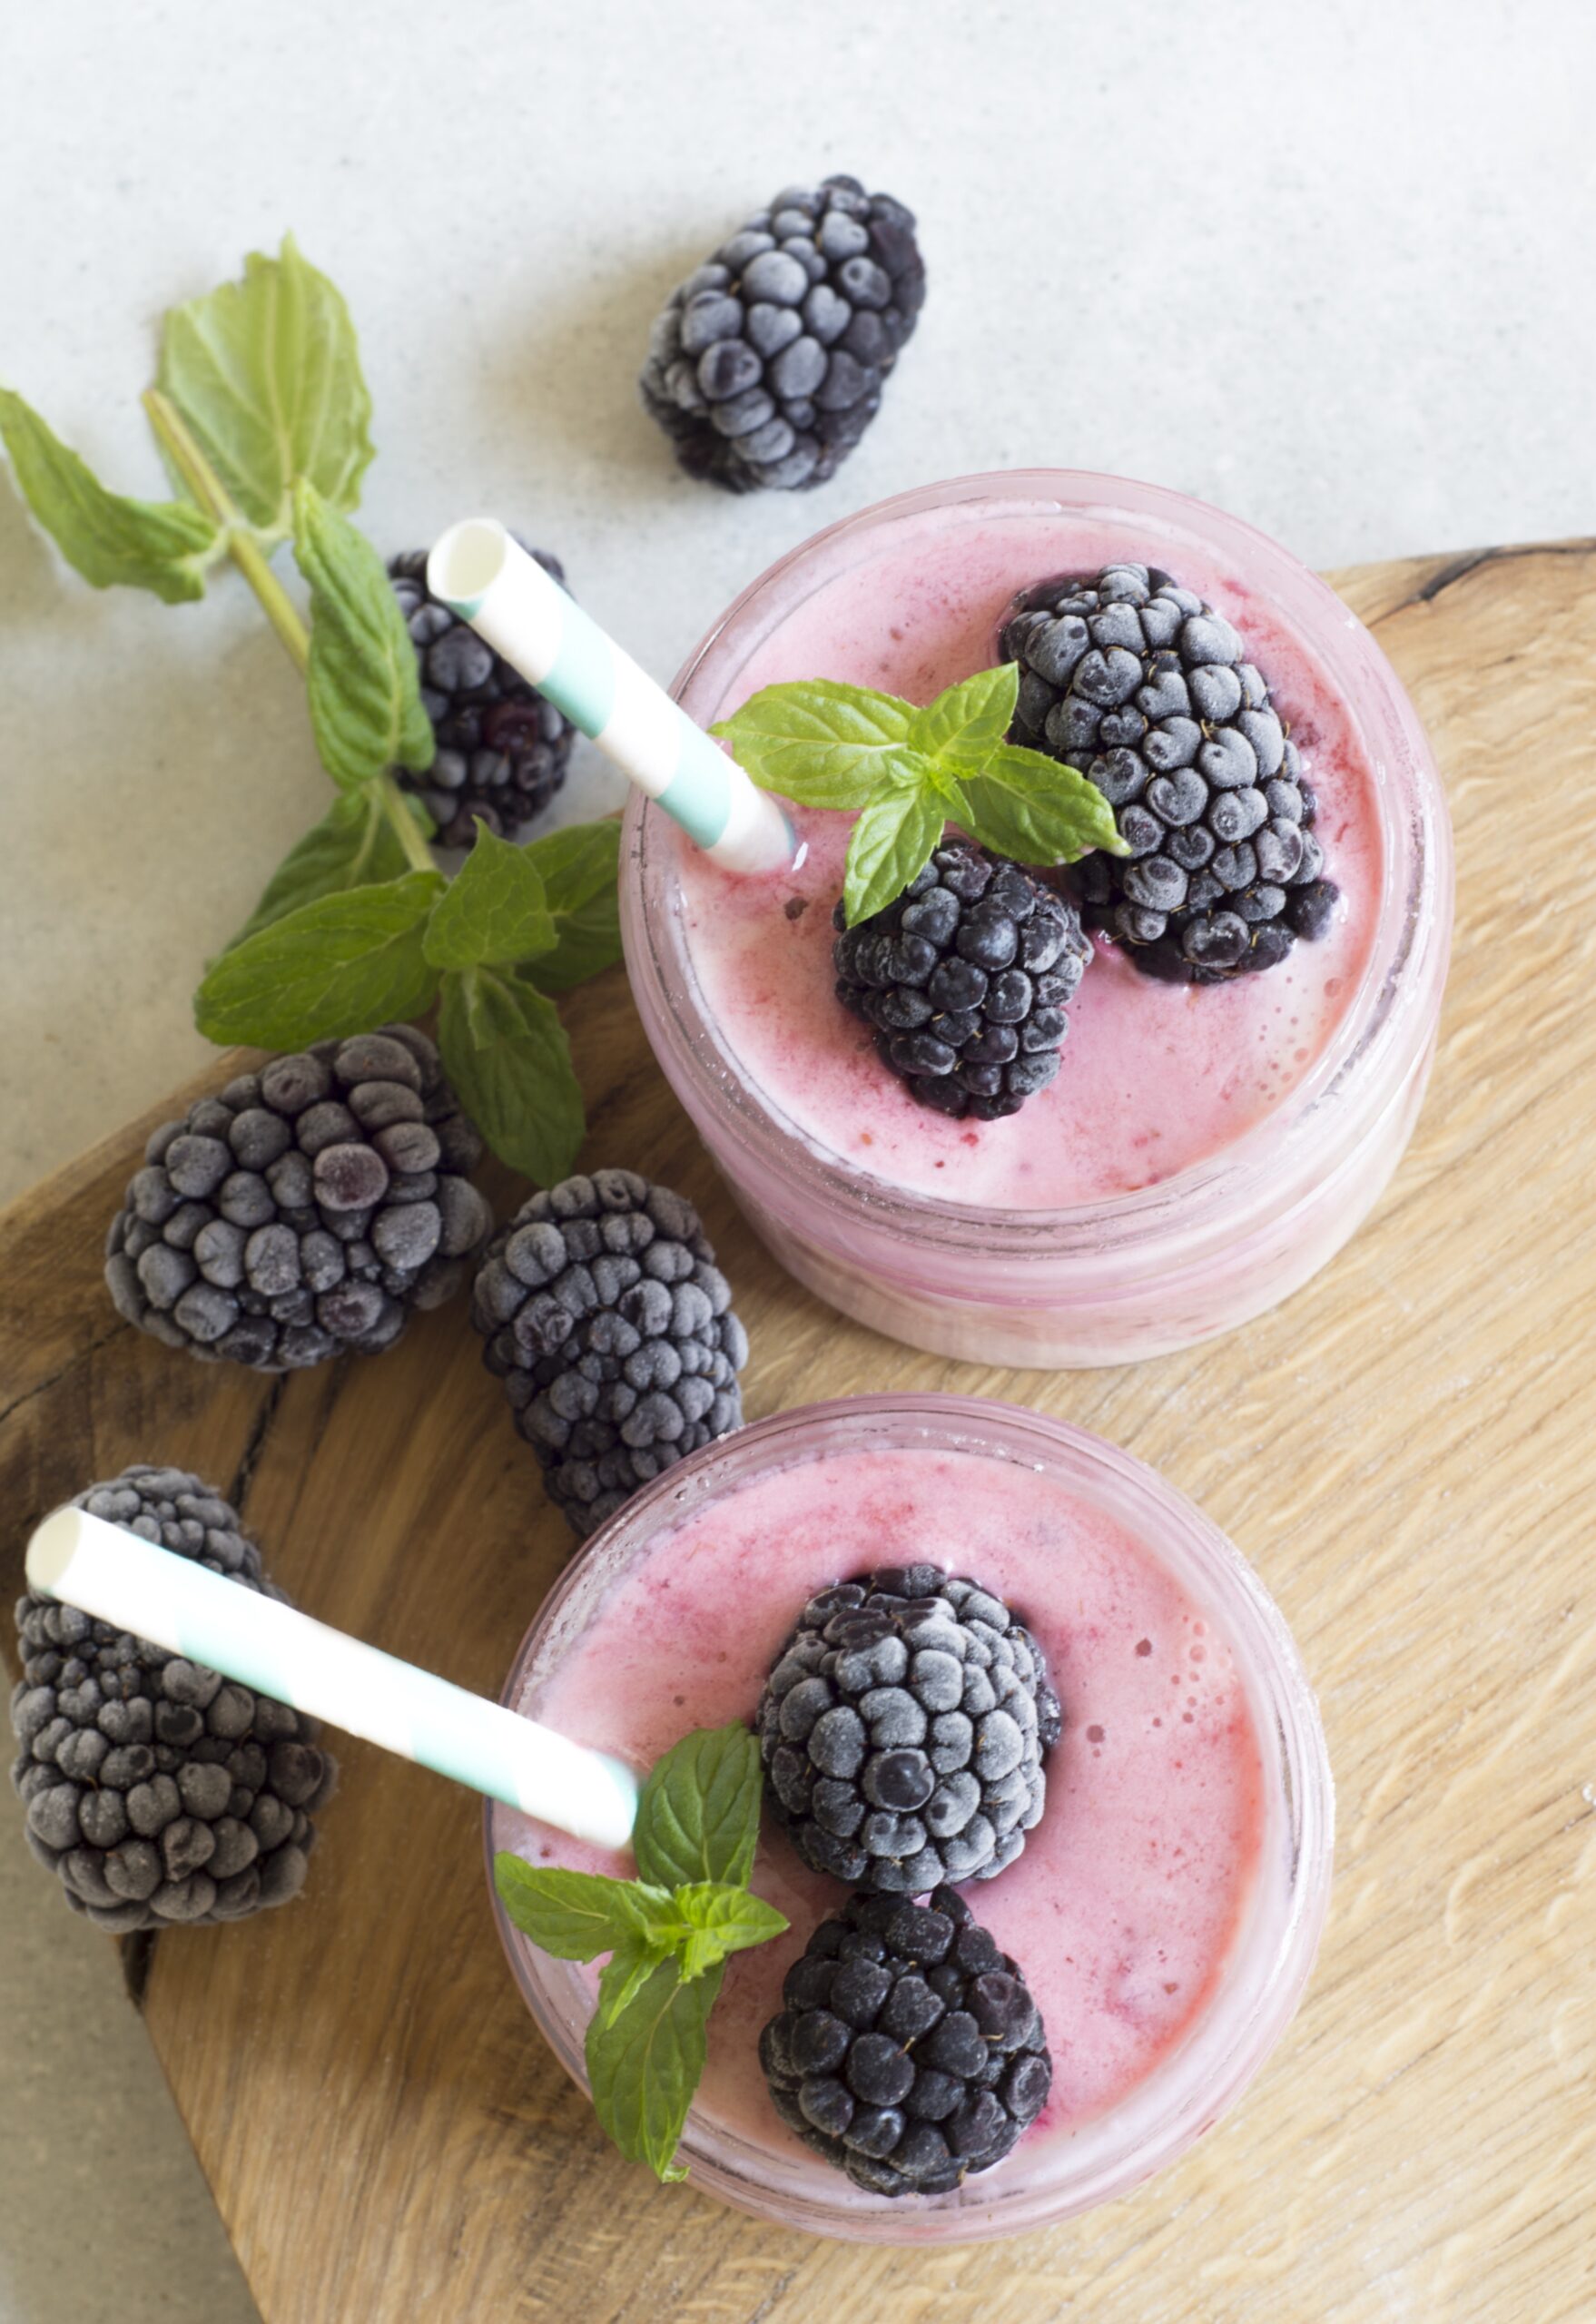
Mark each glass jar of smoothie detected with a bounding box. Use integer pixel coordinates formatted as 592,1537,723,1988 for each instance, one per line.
488,1393,1333,2243
622,471,1453,1367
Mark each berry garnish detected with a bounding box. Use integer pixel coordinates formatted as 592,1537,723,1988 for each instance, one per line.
471,1171,749,1541
760,1884,1052,2196
640,174,926,493
389,543,576,846
1002,562,1339,980
832,842,1092,1120
757,1564,1061,1891
106,1027,492,1372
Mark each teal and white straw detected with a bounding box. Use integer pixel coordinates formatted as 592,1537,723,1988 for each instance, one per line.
25,1508,639,1851
427,520,795,875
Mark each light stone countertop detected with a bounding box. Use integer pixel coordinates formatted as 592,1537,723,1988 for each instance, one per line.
1,5,1591,2320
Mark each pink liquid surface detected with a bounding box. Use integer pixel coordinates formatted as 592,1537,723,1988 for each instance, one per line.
507,1443,1266,2170
672,507,1384,1207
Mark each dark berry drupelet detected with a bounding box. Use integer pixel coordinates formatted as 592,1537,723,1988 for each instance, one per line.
10,1468,336,1932
832,843,1092,1120
470,1171,749,1541
104,1027,493,1373
639,174,926,493
1002,564,1340,981
760,1884,1052,2196
389,545,576,847
758,1563,1061,1892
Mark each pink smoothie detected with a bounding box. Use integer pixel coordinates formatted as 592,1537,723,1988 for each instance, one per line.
502,1442,1266,2172
670,506,1384,1207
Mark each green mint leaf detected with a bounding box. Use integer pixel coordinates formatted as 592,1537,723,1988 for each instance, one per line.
633,1723,763,1893
155,234,374,537
437,966,584,1184
595,1939,677,2031
711,679,920,809
519,821,623,995
843,785,947,927
586,1953,723,2182
193,871,442,1049
221,788,433,953
423,822,555,972
491,1856,673,1960
671,1884,789,1980
908,662,1020,771
292,478,434,792
0,387,219,603
959,740,1128,866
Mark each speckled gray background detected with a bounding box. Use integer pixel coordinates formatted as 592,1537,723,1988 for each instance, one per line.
2,4,1591,2318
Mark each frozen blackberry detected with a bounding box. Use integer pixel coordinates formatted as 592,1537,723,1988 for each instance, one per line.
1002,564,1339,980
832,844,1092,1121
470,1170,748,1541
10,1468,336,1933
760,1884,1051,2196
104,1026,493,1373
639,173,926,493
389,545,576,846
757,1563,1061,1892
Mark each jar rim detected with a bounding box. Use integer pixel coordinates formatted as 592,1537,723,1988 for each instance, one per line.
625,468,1452,1265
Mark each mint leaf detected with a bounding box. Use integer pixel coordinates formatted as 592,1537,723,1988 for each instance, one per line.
521,822,623,994
960,740,1128,866
633,1723,762,1892
222,788,434,952
712,679,919,808
437,966,584,1184
843,786,945,927
492,1857,672,1959
0,388,219,603
156,234,373,536
292,478,433,791
596,1940,677,2031
908,662,1019,770
586,1954,723,2182
193,871,442,1049
671,1884,789,1981
424,823,555,972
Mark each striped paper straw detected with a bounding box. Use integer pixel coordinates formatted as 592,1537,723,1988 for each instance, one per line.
25,1508,639,1851
427,520,795,875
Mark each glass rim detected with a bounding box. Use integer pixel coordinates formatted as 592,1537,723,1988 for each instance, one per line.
625,467,1453,1263
486,1392,1335,2242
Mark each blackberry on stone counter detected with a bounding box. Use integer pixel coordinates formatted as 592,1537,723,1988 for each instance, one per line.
832,844,1092,1121
760,1885,1052,2196
470,1171,748,1541
1002,564,1339,981
104,1027,493,1373
10,1468,335,1933
389,545,576,847
639,174,926,492
758,1563,1061,1892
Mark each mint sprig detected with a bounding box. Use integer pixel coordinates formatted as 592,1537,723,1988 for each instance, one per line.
1,236,625,1185
493,1721,785,2184
713,662,1127,925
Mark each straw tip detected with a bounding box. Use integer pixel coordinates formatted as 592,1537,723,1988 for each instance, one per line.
25,1505,88,1598
428,518,514,616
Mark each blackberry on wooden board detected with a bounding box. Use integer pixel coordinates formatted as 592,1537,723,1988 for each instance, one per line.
471,1171,748,1541
10,1469,336,1932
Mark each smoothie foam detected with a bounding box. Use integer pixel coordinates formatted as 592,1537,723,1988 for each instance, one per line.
671,503,1384,1207
502,1442,1267,2168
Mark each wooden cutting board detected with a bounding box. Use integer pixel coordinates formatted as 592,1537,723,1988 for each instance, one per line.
3,542,1594,2324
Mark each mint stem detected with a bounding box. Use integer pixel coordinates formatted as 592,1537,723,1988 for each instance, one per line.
143,390,310,675
143,387,434,878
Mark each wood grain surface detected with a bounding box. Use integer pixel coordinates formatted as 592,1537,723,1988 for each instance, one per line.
3,543,1594,2324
